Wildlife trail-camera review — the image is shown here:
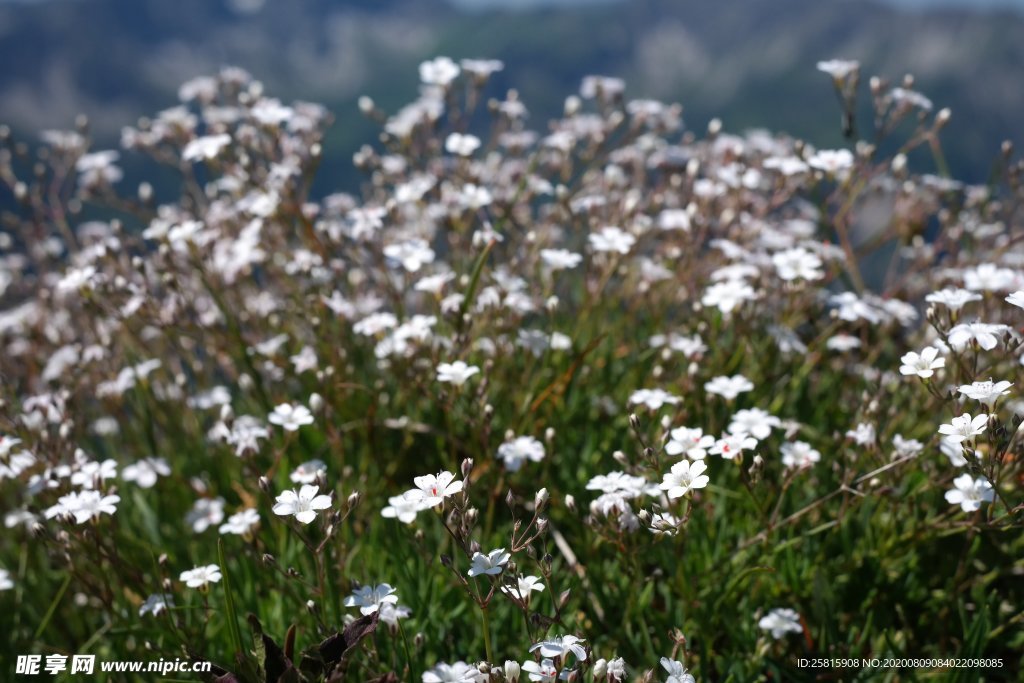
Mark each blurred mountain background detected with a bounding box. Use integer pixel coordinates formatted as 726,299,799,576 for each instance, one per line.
1,0,1022,190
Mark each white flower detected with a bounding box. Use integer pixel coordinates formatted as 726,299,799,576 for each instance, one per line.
758,608,803,639
290,346,319,374
180,564,222,588
705,375,754,400
660,657,696,683
497,436,546,472
781,441,821,469
530,634,587,661
892,434,924,459
540,248,583,270
807,149,854,175
648,511,682,536
69,490,121,524
629,388,681,410
0,568,14,591
445,133,481,156
121,457,170,489
899,347,945,378
816,59,859,80
702,279,757,314
1006,291,1024,309
660,460,710,499
70,458,118,489
468,548,511,577
964,263,1016,292
772,247,823,281
925,288,981,311
709,432,757,460
826,334,861,352
947,322,1009,351
728,408,781,440
377,602,412,628
384,239,435,273
422,661,480,683
139,593,174,617
186,497,225,533
382,495,430,524
588,226,635,255
522,659,563,682
182,133,231,162
665,427,714,460
940,435,971,467
344,583,398,615
404,471,464,507
437,361,480,386
657,209,691,232
958,380,1012,405
944,474,995,512
459,183,492,210
501,575,545,600
272,485,332,524
218,508,260,536
290,459,327,484
846,422,876,446
419,57,460,86
268,403,314,431
937,413,989,444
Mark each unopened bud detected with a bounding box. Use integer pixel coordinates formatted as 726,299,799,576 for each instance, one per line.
565,494,576,512
504,660,521,682
462,458,474,479
309,393,324,412
534,488,549,510
594,659,608,678
936,108,951,127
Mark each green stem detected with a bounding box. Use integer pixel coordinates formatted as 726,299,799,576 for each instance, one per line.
480,604,494,664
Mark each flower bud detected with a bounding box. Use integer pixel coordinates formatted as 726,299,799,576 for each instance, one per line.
504,660,521,682
565,494,576,513
594,659,608,678
309,393,324,412
534,488,549,510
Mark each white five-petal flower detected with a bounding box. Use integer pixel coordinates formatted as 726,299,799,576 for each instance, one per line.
272,484,332,524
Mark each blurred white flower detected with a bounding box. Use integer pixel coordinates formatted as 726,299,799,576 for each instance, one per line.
437,361,480,386
758,608,803,639
944,474,995,512
497,436,546,472
705,375,754,400
180,564,222,589
218,508,260,536
629,388,680,410
268,403,314,431
139,593,173,617
122,457,170,489
419,57,460,86
781,441,821,469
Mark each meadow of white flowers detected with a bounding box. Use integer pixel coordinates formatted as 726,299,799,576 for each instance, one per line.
0,57,1021,681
